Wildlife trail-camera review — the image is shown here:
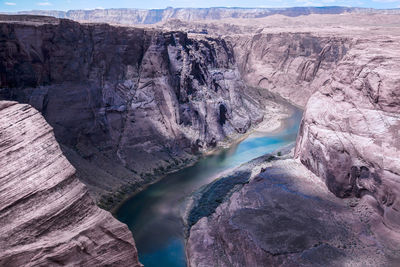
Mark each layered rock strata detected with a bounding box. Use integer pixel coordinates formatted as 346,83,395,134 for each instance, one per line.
295,36,400,233
0,101,141,266
1,13,400,266
184,18,400,266
230,33,350,106
0,17,262,203
16,7,361,25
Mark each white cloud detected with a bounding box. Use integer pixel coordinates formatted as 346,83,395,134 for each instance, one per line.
4,2,16,5
37,2,52,6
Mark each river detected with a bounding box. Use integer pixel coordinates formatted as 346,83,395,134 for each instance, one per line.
116,105,302,267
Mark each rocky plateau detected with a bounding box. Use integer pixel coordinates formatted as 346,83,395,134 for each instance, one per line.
15,6,389,26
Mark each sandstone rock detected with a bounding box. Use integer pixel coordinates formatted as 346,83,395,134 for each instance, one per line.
186,159,399,266
230,33,350,107
0,101,141,266
183,17,400,266
295,35,400,234
0,17,263,202
1,13,400,265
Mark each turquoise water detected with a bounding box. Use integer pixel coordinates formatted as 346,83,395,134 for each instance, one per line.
116,107,302,267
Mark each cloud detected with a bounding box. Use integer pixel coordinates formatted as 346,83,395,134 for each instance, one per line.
4,2,16,5
37,2,52,6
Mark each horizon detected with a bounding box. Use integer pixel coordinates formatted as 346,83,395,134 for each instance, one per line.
1,1,400,13
13,6,400,12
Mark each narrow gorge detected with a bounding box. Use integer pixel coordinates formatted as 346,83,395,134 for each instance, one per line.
0,8,399,267
0,15,263,209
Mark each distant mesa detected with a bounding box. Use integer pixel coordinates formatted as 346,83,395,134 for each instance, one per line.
10,6,400,25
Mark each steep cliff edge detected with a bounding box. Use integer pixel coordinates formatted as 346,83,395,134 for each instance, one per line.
183,16,400,266
295,36,400,233
0,17,263,205
186,158,399,266
0,101,141,266
230,33,350,107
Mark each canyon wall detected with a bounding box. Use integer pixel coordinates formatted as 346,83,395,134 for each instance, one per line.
1,14,399,265
184,17,400,265
0,18,263,203
186,33,400,265
0,101,141,266
17,7,360,25
230,29,400,233
295,36,400,231
230,33,350,107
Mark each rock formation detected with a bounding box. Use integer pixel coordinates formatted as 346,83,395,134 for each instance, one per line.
182,13,400,266
295,34,400,234
230,33,350,106
1,12,400,266
0,101,141,266
0,16,262,204
186,158,399,266
16,7,363,25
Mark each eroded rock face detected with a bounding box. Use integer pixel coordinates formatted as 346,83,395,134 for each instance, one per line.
0,18,262,201
185,24,400,265
230,33,350,106
186,159,398,266
0,101,141,266
295,36,400,232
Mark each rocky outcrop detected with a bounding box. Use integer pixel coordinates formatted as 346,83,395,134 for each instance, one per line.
0,17,262,203
230,33,350,106
295,36,400,232
184,16,400,266
0,101,141,266
186,157,400,266
16,7,361,25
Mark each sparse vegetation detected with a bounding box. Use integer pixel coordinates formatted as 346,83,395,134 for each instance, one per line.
187,171,251,227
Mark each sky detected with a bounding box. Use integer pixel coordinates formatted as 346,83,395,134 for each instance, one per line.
1,0,400,12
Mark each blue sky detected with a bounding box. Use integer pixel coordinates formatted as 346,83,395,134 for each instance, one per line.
1,0,400,12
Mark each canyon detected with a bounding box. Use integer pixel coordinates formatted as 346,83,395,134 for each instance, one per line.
0,9,399,267
14,7,386,25
183,14,400,266
0,15,263,208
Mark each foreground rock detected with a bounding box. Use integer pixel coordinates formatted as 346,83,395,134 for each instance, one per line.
0,101,141,266
186,157,400,266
